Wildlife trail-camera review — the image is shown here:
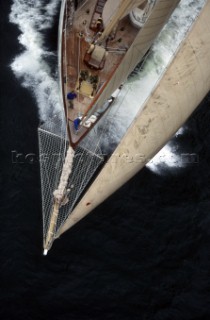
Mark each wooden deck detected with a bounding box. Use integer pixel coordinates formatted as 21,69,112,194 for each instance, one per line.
62,0,139,145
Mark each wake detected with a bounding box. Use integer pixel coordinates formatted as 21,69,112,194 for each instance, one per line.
9,0,61,121
9,0,206,174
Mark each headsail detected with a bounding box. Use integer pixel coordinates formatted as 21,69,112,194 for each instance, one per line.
57,0,210,238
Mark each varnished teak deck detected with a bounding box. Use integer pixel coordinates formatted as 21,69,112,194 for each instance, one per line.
62,0,139,144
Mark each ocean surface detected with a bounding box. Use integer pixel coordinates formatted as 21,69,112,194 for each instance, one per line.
0,0,210,319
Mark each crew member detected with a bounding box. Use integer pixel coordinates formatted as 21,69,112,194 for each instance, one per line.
67,91,77,109
73,117,81,132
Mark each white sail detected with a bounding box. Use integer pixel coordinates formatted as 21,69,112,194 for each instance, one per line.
58,0,210,236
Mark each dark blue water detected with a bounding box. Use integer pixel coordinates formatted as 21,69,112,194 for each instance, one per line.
1,1,210,319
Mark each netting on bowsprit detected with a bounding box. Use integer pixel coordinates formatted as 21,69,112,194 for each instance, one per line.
38,116,104,243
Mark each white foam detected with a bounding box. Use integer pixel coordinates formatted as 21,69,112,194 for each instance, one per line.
144,0,206,173
146,127,186,175
9,0,61,121
9,0,206,172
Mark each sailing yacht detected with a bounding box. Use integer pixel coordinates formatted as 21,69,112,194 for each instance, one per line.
38,0,210,254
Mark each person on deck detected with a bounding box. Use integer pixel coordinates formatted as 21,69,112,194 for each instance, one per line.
73,117,81,132
67,91,77,109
